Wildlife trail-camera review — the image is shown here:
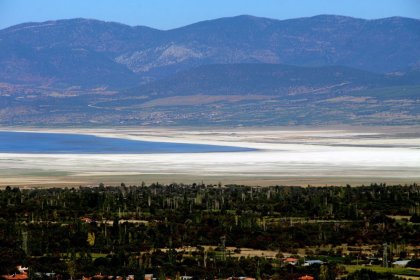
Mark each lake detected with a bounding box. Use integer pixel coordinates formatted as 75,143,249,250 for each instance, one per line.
0,131,251,154
1,128,420,187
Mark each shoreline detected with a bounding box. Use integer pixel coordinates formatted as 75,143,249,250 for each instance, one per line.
2,174,420,188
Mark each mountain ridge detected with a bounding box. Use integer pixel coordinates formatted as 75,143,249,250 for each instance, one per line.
3,14,419,33
0,15,419,126
1,14,419,89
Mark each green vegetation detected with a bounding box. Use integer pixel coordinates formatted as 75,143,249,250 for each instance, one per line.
345,265,420,277
0,183,419,279
350,85,420,99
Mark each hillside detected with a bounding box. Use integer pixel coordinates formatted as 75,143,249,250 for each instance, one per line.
0,15,419,126
1,63,419,126
126,64,399,97
1,15,419,89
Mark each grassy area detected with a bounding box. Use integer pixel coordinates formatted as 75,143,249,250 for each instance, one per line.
345,265,420,277
91,253,108,259
351,85,420,99
61,252,108,260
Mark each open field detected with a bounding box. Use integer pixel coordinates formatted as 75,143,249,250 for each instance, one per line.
1,126,420,187
344,265,420,277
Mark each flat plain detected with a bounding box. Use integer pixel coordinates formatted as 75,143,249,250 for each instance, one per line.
1,126,419,187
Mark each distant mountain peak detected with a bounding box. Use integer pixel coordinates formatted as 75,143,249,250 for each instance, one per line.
0,14,419,86
0,15,419,126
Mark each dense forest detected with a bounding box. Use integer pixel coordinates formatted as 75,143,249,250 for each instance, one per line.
0,183,419,280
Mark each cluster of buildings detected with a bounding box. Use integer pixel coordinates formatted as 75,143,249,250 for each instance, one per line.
1,258,414,280
281,258,324,267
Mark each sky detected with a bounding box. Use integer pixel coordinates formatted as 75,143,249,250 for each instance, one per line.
1,0,419,30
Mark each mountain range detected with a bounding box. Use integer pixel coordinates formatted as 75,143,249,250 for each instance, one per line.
0,15,419,126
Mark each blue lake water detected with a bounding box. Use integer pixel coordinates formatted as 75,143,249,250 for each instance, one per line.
0,131,252,154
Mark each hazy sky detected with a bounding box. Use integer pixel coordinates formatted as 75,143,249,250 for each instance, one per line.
1,0,419,29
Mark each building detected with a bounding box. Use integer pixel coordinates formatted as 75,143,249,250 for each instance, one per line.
392,260,411,267
282,257,299,266
298,276,314,280
2,266,29,280
1,274,28,280
302,260,324,266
